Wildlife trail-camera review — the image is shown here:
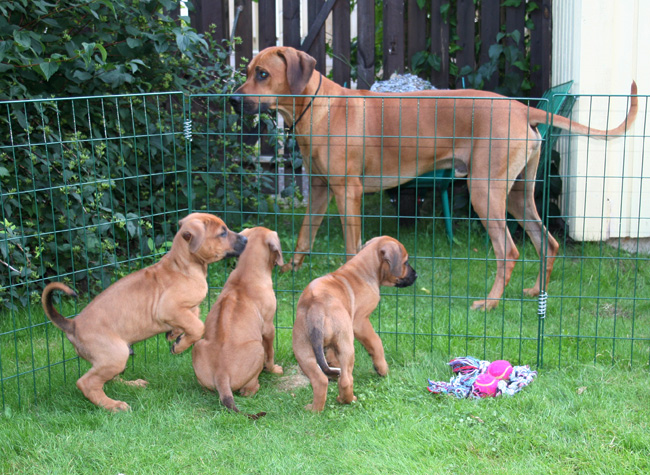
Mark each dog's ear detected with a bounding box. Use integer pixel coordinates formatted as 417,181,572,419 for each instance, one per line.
266,231,284,267
380,239,404,277
181,218,206,254
280,48,316,95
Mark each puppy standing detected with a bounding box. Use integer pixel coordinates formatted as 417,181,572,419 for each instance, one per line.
192,227,284,417
293,236,417,412
41,213,247,412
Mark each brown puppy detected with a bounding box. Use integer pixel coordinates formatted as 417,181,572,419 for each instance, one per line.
41,213,247,412
292,236,417,412
231,46,638,310
192,226,283,418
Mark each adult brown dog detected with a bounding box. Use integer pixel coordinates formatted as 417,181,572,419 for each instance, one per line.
292,236,416,412
230,46,638,310
41,213,247,412
192,226,284,418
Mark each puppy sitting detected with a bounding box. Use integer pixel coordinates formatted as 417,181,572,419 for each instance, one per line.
192,226,284,418
41,213,247,412
293,236,417,412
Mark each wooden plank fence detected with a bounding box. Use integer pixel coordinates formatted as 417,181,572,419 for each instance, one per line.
181,0,551,97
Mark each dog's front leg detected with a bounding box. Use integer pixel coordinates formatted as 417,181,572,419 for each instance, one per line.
353,316,388,376
331,177,363,261
167,309,205,354
282,176,332,272
262,324,283,374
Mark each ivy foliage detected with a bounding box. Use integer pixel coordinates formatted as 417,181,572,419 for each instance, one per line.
0,0,268,309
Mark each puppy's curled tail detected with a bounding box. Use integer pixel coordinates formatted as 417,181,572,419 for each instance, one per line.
41,282,78,335
307,313,341,377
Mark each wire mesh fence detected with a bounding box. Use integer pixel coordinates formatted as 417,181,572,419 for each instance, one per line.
1,88,648,410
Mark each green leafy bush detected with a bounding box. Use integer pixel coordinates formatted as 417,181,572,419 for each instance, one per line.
0,1,265,309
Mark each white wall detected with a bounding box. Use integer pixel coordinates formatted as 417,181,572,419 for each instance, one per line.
552,0,649,241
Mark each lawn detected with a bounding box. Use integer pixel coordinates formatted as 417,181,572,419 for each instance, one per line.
1,192,649,473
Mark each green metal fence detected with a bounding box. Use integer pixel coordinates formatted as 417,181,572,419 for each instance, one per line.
1,89,648,411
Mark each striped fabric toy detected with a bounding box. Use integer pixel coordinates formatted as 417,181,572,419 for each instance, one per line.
427,356,537,399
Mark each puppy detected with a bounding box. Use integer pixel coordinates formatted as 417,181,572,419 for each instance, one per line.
41,213,247,412
292,236,417,412
192,226,284,418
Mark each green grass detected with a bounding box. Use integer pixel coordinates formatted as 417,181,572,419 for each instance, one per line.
1,192,649,472
1,353,649,473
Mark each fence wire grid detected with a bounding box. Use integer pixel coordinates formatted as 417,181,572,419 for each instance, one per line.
0,88,648,410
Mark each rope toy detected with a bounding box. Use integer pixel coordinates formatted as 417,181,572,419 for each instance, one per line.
427,356,537,399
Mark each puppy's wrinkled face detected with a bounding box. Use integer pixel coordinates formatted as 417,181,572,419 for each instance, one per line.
377,238,417,288
179,213,247,264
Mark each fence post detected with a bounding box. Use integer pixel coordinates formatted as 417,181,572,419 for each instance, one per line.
529,0,552,97
383,0,405,79
189,0,229,44
356,0,375,89
234,0,253,69
283,0,301,48
430,0,449,88
308,0,327,75
407,0,426,72
455,0,475,88
480,0,500,91
184,96,193,213
504,0,526,86
332,0,351,87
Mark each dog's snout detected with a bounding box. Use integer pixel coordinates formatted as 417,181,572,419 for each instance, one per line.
234,234,248,253
395,264,417,288
230,95,242,112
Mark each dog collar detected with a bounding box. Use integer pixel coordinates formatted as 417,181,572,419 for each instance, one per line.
288,73,323,134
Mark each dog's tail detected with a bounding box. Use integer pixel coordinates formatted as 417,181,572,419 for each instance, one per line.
217,382,266,420
307,313,341,377
41,282,78,335
529,81,638,139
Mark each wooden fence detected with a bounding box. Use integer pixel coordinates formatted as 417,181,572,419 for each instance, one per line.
181,0,552,97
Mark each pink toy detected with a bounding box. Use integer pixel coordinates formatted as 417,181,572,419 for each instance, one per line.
473,373,498,397
487,360,513,381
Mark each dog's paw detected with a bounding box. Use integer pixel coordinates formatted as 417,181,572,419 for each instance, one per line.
471,299,499,311
336,394,357,405
373,363,388,377
523,287,540,297
268,364,283,375
166,330,183,342
280,262,294,273
106,400,131,412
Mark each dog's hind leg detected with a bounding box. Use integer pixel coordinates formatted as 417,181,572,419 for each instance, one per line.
335,333,356,405
506,138,559,297
76,344,132,412
468,150,520,311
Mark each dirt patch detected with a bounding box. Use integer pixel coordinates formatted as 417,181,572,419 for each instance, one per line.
275,365,310,392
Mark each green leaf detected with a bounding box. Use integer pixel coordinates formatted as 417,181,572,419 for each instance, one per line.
13,30,31,49
95,44,107,62
37,61,59,81
72,70,92,81
126,37,142,48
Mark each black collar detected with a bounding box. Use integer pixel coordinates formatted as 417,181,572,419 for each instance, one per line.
288,73,322,134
